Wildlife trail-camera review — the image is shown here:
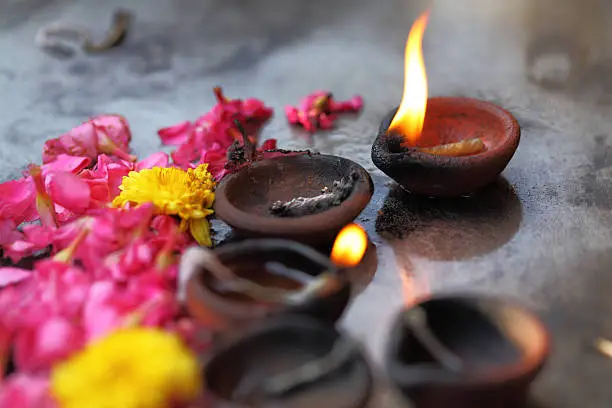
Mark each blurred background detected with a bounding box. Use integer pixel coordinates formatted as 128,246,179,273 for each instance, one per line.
2,1,612,407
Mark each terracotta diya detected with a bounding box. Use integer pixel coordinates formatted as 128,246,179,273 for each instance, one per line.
385,295,550,408
371,10,520,197
214,154,374,245
182,239,351,333
202,316,373,408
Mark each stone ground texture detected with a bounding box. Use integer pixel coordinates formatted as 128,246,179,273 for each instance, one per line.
1,0,612,406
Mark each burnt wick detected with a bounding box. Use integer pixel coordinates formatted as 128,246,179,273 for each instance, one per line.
269,171,359,217
263,339,359,397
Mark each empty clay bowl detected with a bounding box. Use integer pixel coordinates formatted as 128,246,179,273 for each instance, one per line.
385,294,550,408
372,97,520,197
203,316,373,408
185,239,350,333
214,154,374,245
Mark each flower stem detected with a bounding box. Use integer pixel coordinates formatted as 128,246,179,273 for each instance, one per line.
53,226,90,263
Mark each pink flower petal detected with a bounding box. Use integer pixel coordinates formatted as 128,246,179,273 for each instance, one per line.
136,152,170,170
0,267,31,288
285,106,300,124
0,219,22,247
0,374,56,408
0,178,36,223
46,172,91,213
158,121,193,146
259,139,277,151
41,154,92,176
42,115,132,163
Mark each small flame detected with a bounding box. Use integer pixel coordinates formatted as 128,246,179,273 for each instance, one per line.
388,10,430,146
330,224,368,268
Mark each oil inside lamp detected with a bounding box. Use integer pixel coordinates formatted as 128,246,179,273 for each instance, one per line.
371,9,520,197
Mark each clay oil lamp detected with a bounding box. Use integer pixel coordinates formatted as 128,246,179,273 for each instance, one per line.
385,294,550,408
214,153,374,246
371,10,520,197
202,316,373,408
181,227,369,334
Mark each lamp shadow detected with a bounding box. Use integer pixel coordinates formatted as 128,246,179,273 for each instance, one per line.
374,177,523,261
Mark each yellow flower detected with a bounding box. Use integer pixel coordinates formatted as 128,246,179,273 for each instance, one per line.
51,328,202,408
112,164,215,246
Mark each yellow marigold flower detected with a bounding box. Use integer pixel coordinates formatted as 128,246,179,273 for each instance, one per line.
51,328,202,408
112,164,215,246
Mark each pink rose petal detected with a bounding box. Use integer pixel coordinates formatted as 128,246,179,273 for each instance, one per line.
46,172,91,213
158,121,193,146
0,267,31,288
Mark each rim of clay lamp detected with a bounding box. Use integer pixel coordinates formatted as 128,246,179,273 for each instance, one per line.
385,293,550,388
214,154,374,242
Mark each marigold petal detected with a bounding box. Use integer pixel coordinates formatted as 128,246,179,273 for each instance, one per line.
189,218,212,247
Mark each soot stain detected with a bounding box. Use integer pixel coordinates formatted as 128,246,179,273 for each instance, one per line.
374,178,523,260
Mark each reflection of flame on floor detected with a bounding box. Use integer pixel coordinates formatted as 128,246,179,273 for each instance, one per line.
397,264,429,307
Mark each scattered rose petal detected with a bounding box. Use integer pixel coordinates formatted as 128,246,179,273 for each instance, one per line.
0,267,31,288
46,172,92,213
285,91,363,133
0,374,56,408
158,121,193,146
42,115,133,164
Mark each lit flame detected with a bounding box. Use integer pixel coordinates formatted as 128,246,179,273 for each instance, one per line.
388,10,430,146
330,224,368,268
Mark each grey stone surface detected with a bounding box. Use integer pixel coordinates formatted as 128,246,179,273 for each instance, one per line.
2,0,612,406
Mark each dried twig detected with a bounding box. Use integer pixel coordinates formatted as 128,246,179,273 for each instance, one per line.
269,171,359,217
83,10,132,52
232,119,256,162
35,9,131,56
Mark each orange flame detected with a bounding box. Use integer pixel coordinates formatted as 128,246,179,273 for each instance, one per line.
388,10,430,146
330,224,368,268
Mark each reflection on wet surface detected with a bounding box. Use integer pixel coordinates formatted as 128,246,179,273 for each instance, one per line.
3,0,612,407
375,179,522,261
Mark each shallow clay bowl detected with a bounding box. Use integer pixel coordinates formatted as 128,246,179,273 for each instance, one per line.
203,316,373,408
214,154,374,245
185,239,350,333
372,97,520,197
385,294,550,408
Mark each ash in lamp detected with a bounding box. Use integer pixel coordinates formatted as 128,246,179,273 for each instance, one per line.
371,10,521,197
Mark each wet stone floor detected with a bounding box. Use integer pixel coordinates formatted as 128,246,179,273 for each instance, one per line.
2,0,612,407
